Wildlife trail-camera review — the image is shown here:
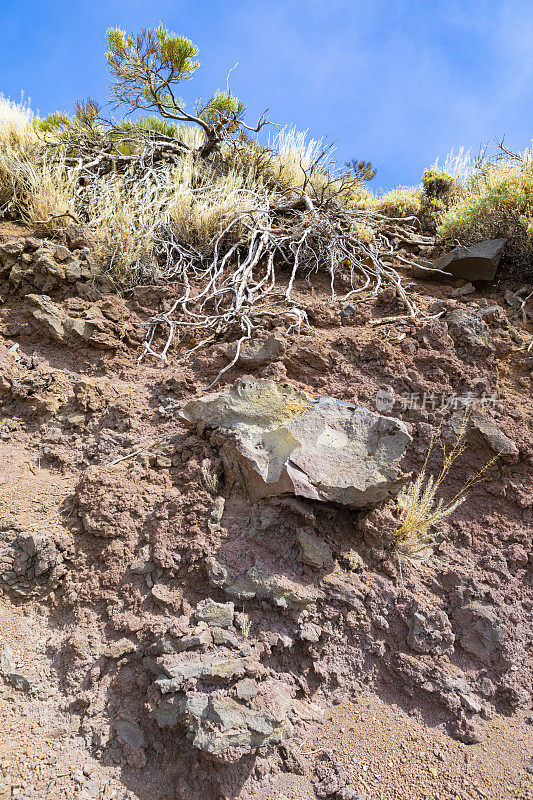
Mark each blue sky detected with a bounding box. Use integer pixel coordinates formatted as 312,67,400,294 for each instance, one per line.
1,0,532,188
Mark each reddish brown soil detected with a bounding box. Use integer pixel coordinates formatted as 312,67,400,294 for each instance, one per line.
0,223,531,800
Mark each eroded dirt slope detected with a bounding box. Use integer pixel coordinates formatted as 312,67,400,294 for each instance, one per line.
0,224,531,800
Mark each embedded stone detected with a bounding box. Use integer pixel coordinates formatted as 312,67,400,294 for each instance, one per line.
196,598,235,629
297,530,333,569
181,378,411,508
436,239,507,282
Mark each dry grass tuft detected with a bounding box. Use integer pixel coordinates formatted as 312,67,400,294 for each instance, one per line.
373,186,422,218
0,94,35,150
21,156,78,235
432,146,473,185
0,95,38,208
83,174,172,276
269,126,330,189
239,612,252,639
394,413,499,567
168,159,263,254
200,464,219,495
0,96,76,230
80,155,265,280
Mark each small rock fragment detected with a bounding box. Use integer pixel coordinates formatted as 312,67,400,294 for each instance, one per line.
224,333,286,368
446,308,494,352
104,639,136,659
170,629,213,652
453,602,505,664
279,741,308,775
450,283,475,297
54,245,71,262
7,672,32,691
196,598,235,629
211,628,239,647
66,223,94,251
407,607,455,656
297,530,333,569
115,719,145,750
235,678,259,702
0,644,14,675
130,546,155,574
298,622,322,642
467,411,518,464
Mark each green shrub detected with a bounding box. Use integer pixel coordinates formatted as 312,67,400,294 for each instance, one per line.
422,168,454,199
438,157,533,266
419,169,456,230
34,111,72,134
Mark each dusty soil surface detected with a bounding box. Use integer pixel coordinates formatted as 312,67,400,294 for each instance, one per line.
0,222,531,800
258,695,532,800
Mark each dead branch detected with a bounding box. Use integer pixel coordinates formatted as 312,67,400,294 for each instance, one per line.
33,210,80,225
34,119,430,387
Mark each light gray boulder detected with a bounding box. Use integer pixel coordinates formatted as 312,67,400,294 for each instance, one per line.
181,378,411,508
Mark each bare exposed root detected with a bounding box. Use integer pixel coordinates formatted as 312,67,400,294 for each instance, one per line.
137,194,431,385
35,125,439,384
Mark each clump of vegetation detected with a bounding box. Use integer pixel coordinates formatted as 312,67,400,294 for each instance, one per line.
239,611,252,639
269,127,331,192
438,143,533,267
394,414,499,567
419,168,456,229
200,464,219,495
345,158,377,183
0,93,35,148
351,222,375,243
422,168,455,199
0,23,440,380
373,187,422,218
0,93,38,207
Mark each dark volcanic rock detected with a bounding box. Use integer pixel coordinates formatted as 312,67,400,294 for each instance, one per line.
0,530,66,596
453,601,505,664
436,239,507,282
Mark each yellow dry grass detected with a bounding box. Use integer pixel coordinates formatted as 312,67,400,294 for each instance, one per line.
269,126,329,189
168,158,264,253
394,413,500,566
21,156,77,234
0,95,38,207
0,94,36,152
0,95,76,232
372,186,422,217
83,175,169,273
